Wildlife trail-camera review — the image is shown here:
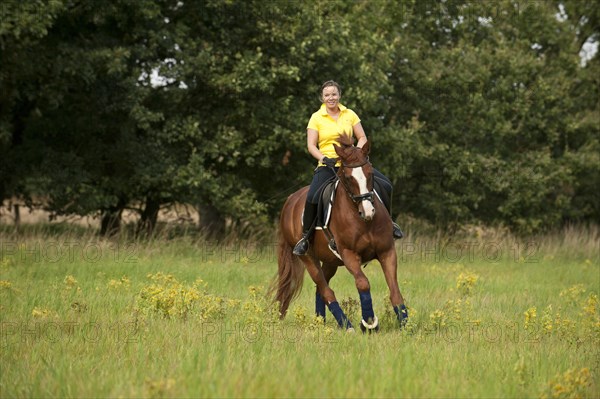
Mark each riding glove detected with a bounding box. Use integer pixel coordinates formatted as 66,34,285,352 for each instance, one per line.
322,157,337,167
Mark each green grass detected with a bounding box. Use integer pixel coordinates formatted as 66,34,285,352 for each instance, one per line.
1,226,599,398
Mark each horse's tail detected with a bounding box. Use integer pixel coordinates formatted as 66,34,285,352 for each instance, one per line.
270,227,304,318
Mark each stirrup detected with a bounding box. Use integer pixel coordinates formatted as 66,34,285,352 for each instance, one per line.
328,238,342,261
328,239,338,253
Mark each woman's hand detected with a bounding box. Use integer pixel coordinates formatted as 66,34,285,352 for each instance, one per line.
321,157,337,167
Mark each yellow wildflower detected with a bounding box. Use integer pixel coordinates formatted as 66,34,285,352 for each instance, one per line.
227,299,241,308
0,280,12,289
541,368,592,399
292,306,307,324
559,284,586,303
32,307,53,318
456,270,479,296
430,309,446,329
137,273,226,320
524,307,537,329
107,275,131,289
144,377,176,398
63,275,82,293
64,275,78,287
582,293,598,317
541,305,553,334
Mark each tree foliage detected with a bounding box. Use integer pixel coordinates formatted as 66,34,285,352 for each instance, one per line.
1,0,598,235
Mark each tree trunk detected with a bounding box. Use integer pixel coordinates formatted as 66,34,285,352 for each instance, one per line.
100,208,122,236
138,196,161,236
14,204,20,227
197,203,226,237
100,198,127,236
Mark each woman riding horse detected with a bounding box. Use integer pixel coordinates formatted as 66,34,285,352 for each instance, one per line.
293,80,403,256
273,81,408,332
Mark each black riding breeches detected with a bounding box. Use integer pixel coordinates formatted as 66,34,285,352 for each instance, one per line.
306,167,338,204
373,169,392,196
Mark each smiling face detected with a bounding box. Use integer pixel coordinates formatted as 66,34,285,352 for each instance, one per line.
321,85,341,112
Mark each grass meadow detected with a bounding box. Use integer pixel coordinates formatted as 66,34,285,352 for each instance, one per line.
0,225,598,398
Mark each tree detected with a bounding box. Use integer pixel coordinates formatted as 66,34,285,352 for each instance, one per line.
376,0,599,232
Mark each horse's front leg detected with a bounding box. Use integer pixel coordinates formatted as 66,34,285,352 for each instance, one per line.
378,248,408,327
299,256,353,331
315,263,339,322
341,249,379,333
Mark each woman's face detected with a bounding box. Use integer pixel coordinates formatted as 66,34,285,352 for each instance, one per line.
322,85,341,110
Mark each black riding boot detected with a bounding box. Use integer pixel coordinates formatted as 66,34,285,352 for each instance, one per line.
392,222,404,239
293,202,318,256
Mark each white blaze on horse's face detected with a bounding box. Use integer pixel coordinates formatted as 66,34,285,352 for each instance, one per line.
351,167,375,221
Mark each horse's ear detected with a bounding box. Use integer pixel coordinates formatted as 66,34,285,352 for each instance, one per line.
361,139,371,156
333,143,344,158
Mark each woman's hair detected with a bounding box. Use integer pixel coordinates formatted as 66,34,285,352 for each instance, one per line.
319,80,342,101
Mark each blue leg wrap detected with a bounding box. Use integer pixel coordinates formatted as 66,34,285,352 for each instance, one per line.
394,304,409,326
359,290,375,322
315,290,326,321
327,301,352,329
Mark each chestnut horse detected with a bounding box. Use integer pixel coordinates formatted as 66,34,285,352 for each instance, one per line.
272,135,408,332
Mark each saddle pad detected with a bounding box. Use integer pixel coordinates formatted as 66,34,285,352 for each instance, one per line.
316,180,338,230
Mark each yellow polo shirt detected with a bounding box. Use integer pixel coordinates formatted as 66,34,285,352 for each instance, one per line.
307,103,360,166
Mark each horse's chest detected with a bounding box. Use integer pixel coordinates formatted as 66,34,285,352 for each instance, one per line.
353,235,380,261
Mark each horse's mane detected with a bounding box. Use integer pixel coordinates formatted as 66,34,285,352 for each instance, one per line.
337,134,355,148
336,134,364,164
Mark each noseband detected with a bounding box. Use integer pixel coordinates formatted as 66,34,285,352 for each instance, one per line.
339,157,375,205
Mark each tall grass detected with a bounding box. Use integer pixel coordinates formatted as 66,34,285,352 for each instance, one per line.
1,224,598,398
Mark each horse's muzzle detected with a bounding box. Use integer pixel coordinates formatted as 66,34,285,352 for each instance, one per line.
359,202,375,221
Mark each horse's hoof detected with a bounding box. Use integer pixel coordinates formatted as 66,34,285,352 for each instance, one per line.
346,327,356,333
398,318,408,329
360,316,380,334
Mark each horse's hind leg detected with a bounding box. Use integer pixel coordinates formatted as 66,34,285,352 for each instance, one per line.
379,248,408,326
300,256,352,330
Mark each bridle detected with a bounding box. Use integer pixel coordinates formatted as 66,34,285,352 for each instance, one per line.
336,157,375,205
